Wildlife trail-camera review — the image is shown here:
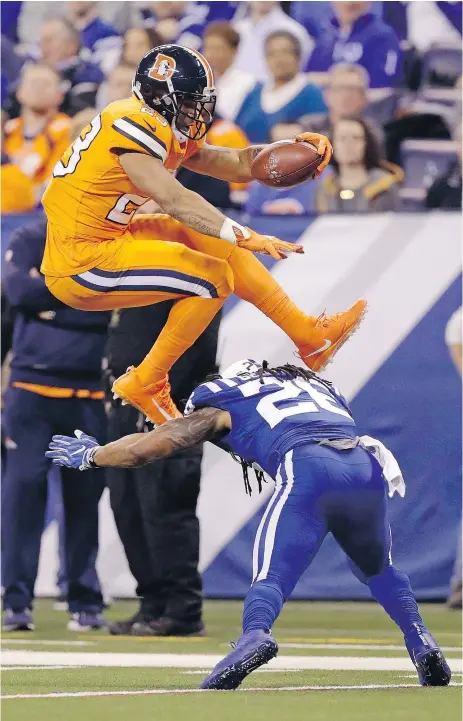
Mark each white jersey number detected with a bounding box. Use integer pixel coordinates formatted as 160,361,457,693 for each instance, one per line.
53,115,102,177
238,377,351,429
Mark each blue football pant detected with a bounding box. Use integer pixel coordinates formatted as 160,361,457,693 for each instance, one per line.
252,444,390,599
245,443,423,635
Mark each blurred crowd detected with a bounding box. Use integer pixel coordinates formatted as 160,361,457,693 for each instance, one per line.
1,1,462,632
1,0,462,216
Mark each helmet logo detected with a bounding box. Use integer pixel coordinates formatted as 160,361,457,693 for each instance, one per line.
148,53,176,82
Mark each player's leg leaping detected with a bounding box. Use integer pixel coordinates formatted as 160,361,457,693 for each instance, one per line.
46,238,233,425
48,214,366,425
129,215,368,375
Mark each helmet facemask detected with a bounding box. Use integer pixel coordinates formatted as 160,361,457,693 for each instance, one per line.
159,87,216,141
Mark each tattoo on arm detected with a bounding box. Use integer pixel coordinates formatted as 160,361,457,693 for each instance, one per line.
183,144,267,183
242,145,266,166
186,214,221,237
94,408,226,468
152,407,222,457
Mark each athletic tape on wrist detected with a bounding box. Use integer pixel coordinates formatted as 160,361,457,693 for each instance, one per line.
220,217,250,244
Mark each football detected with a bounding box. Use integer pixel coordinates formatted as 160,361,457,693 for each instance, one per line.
251,140,322,188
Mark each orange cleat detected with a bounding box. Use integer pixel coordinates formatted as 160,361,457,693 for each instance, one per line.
112,367,182,425
298,299,368,373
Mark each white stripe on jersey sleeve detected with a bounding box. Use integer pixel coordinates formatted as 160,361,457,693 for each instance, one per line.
112,118,167,161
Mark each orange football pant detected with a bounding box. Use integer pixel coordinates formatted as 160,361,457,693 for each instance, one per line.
46,215,315,384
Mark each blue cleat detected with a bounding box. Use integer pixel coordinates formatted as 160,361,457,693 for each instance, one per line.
201,629,278,690
3,608,34,632
405,623,451,686
67,611,107,632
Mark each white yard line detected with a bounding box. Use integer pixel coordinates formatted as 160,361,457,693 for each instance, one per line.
3,666,83,671
3,650,462,673
2,640,93,646
277,643,462,652
4,682,462,700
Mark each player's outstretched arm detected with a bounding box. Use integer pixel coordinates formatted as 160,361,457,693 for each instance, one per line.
120,153,303,259
183,144,265,184
121,152,230,239
183,134,333,184
46,408,231,470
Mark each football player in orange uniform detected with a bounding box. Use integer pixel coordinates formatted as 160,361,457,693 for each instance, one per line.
42,44,367,425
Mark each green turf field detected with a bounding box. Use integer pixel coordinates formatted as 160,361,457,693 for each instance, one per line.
2,600,462,721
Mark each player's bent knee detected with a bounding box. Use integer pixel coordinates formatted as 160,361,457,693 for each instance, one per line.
348,552,387,584
208,258,234,298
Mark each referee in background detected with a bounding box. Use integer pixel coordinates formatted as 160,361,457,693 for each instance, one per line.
105,302,221,636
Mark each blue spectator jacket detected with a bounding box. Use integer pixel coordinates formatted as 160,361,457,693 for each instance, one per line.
3,219,110,390
306,12,402,88
236,78,326,144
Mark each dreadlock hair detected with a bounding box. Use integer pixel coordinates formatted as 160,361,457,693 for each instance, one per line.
256,361,335,394
202,361,334,496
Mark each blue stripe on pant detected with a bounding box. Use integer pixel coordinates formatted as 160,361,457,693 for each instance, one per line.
251,444,391,601
1,386,106,613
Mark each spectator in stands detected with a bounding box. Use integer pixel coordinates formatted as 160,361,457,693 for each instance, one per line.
141,1,187,44
1,34,25,105
120,27,163,69
1,110,36,214
2,65,71,214
2,218,110,632
39,17,104,116
425,121,462,210
96,64,135,111
307,1,402,89
203,22,256,121
1,2,21,43
303,63,370,137
271,62,382,145
14,3,139,47
141,1,238,49
236,31,325,144
67,1,121,76
233,1,312,81
316,116,403,212
105,304,221,637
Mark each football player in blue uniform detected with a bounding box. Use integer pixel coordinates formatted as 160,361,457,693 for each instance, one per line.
46,360,451,691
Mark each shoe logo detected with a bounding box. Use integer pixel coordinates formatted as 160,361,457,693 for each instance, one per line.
4,437,18,449
151,397,174,421
306,339,332,357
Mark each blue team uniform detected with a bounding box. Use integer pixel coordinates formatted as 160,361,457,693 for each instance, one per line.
186,365,390,596
46,360,452,689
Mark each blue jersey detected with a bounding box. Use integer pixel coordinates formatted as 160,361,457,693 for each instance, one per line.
185,368,357,477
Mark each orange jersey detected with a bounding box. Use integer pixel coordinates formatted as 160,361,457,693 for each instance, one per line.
42,96,204,277
3,113,71,199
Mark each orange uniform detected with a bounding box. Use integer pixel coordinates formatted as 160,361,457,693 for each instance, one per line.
40,93,365,425
3,113,70,213
42,97,209,278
